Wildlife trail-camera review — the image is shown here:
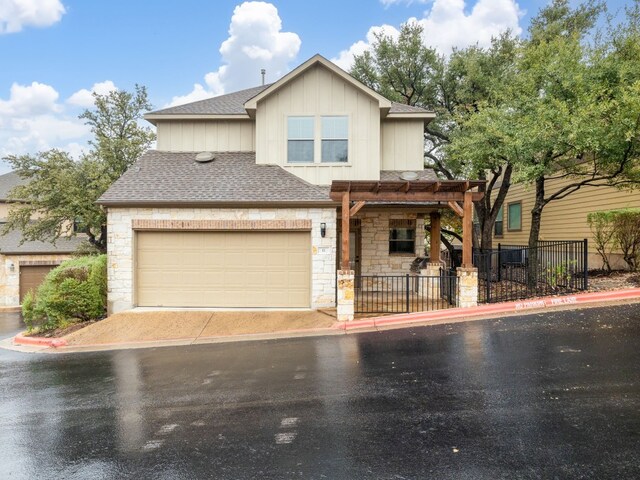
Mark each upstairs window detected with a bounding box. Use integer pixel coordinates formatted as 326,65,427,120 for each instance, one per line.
287,115,349,164
321,116,348,163
287,116,314,163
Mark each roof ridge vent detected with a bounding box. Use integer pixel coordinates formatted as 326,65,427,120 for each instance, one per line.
195,152,215,163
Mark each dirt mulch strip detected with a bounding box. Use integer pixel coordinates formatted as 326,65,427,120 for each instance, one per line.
63,310,337,346
588,271,640,291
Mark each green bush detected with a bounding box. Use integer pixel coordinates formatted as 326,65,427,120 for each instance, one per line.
22,254,107,333
587,209,640,272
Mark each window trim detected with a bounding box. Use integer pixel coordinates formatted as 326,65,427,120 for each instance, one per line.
285,114,351,165
494,205,504,237
388,219,416,255
507,201,522,232
287,116,315,164
320,115,349,163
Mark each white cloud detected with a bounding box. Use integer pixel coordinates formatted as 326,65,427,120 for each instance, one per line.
167,1,301,107
333,24,399,71
0,81,96,165
0,81,60,116
67,80,118,108
0,0,66,34
167,84,213,108
334,0,523,69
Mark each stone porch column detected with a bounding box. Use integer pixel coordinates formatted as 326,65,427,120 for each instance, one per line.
456,267,478,308
337,269,355,321
420,262,443,300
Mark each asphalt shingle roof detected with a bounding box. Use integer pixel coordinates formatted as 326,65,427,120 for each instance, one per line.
149,85,271,116
98,151,333,205
148,86,432,116
0,228,85,254
0,172,27,201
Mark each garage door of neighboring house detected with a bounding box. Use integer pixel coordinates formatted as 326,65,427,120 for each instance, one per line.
136,231,311,308
20,265,57,302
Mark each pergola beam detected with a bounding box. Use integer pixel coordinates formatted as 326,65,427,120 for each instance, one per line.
429,212,441,262
447,201,464,217
329,191,484,202
341,192,350,270
462,191,473,267
349,201,366,217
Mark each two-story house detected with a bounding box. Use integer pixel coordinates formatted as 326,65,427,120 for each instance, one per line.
99,55,482,319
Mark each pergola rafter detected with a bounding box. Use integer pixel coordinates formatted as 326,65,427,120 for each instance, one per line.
330,179,485,271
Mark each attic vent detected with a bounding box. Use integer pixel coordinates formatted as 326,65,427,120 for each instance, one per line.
400,171,419,181
195,152,215,163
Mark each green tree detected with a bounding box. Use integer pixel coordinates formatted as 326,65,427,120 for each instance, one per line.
3,86,154,252
352,23,519,249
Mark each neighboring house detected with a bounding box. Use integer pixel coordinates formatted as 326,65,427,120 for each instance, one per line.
99,55,481,316
493,177,640,269
0,172,84,306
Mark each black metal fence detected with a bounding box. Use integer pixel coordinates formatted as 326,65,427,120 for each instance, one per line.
474,239,588,303
354,270,458,314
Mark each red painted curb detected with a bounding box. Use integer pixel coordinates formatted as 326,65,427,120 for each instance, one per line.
13,334,67,348
342,288,640,331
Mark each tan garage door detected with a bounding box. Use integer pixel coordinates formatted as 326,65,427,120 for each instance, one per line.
136,231,311,308
20,265,57,302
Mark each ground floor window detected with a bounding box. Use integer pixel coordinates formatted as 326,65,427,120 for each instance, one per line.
494,206,504,236
508,202,522,231
389,219,416,254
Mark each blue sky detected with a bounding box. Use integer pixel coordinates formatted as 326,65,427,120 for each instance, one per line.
0,0,631,173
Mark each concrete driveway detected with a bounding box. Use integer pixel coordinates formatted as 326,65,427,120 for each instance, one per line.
1,304,639,479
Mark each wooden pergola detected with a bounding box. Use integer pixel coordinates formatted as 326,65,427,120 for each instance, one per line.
330,179,485,270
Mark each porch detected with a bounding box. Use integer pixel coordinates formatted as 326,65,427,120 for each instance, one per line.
330,178,485,321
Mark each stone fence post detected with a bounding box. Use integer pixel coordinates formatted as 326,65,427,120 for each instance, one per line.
456,267,478,308
336,270,355,321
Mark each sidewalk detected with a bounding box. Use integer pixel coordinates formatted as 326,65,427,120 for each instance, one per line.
7,287,640,354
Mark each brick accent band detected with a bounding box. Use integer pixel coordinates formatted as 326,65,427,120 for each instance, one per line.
18,260,63,266
132,219,313,231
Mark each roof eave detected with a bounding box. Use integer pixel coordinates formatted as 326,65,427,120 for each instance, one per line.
144,113,253,126
98,200,338,208
386,112,436,121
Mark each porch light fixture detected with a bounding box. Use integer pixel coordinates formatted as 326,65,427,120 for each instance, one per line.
320,222,327,238
8,262,14,273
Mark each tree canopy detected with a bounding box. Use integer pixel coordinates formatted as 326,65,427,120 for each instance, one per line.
3,86,155,252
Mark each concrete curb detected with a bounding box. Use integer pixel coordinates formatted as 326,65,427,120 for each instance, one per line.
13,334,67,348
8,288,640,354
335,288,640,331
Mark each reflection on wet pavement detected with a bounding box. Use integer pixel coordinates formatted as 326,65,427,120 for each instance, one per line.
1,304,639,479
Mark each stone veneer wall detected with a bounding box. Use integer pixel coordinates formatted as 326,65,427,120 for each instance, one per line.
0,254,72,306
107,207,337,313
358,212,425,275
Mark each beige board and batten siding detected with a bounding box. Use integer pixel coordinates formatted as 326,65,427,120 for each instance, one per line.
156,120,255,152
136,231,311,308
495,177,640,268
255,64,381,185
380,119,425,171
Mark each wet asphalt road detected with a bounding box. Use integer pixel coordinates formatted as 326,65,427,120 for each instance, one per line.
1,304,639,479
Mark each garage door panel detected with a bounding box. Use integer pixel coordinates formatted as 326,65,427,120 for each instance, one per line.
136,231,310,308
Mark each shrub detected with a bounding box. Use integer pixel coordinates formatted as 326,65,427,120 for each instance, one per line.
22,254,107,333
587,210,617,272
587,209,640,273
612,209,640,272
